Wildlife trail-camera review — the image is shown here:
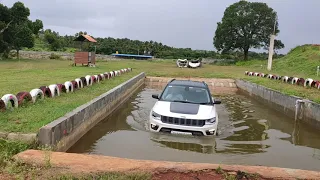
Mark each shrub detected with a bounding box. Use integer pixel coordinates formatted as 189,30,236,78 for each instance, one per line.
49,53,61,59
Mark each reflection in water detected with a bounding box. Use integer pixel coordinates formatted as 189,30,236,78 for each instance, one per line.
68,85,320,171
149,133,216,154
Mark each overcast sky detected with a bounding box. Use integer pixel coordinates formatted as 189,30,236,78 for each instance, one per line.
1,0,320,54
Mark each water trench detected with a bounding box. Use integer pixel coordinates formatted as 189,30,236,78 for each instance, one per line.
67,84,320,171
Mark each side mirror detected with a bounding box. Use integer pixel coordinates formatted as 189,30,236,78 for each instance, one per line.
152,94,159,99
213,100,221,104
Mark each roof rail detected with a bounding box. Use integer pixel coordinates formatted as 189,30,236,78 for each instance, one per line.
202,81,208,87
169,78,176,83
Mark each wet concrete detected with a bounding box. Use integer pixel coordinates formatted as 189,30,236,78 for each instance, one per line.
68,84,320,171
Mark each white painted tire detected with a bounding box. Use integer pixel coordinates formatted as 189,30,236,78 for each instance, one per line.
304,78,313,87
292,77,299,84
94,75,100,83
48,84,60,97
104,72,110,79
128,68,132,72
1,94,18,109
115,71,119,76
110,71,114,77
85,75,93,86
248,72,254,76
282,76,289,83
254,72,259,76
64,81,74,93
75,78,84,88
260,73,265,77
100,74,105,80
30,89,44,103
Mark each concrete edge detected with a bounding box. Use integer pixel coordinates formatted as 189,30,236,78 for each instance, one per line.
37,72,146,151
14,150,320,179
41,72,145,128
235,79,320,130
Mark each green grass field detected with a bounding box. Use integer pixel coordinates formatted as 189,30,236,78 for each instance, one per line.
1,45,320,133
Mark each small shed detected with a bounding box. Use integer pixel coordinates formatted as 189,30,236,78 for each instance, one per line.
73,34,97,66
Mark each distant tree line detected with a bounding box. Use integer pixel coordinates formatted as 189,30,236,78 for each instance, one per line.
1,1,285,61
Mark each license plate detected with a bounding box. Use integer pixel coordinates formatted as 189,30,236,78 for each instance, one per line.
171,131,192,135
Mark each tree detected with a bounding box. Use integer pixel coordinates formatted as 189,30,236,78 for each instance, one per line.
44,29,61,51
213,1,284,60
11,23,34,58
0,2,38,58
32,19,43,35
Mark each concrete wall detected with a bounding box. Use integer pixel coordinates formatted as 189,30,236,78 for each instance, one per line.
145,77,238,95
236,79,320,130
18,51,120,61
38,72,146,151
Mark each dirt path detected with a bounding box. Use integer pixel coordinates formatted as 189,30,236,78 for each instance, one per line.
13,150,320,179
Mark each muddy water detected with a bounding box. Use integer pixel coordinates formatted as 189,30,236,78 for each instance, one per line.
68,85,320,171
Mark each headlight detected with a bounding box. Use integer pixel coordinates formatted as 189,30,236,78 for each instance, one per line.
152,111,161,120
206,117,216,124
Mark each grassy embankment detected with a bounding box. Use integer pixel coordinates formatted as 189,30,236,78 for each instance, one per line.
236,45,320,103
0,59,139,133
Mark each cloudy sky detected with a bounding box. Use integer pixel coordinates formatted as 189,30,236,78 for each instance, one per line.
1,0,320,53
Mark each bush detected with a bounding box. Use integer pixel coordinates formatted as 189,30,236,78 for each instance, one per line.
49,53,61,59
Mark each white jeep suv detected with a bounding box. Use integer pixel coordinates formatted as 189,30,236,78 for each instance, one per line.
149,79,221,136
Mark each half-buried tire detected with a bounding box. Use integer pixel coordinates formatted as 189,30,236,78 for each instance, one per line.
85,75,92,86
80,77,87,86
93,75,99,83
64,81,74,93
30,89,44,103
110,71,114,77
304,78,313,87
99,74,104,81
75,78,84,88
104,72,110,79
71,80,78,90
0,100,5,111
16,92,32,106
48,84,60,97
39,86,52,97
57,84,66,93
297,78,305,86
1,94,18,110
292,77,299,84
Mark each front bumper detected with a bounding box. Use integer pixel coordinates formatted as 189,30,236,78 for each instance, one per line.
149,116,218,136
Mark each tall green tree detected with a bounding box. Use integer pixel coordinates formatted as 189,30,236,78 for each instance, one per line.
11,22,34,58
213,1,284,60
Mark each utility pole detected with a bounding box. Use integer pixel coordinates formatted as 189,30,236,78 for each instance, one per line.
267,15,277,71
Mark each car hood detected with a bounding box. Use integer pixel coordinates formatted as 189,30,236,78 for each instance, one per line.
152,101,216,119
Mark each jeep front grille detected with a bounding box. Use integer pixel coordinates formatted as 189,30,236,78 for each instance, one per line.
161,116,205,127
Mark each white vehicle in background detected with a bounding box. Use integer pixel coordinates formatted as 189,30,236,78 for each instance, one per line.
149,79,221,136
176,59,188,68
188,59,201,68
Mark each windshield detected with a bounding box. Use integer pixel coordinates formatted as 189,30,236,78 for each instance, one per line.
160,85,212,104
